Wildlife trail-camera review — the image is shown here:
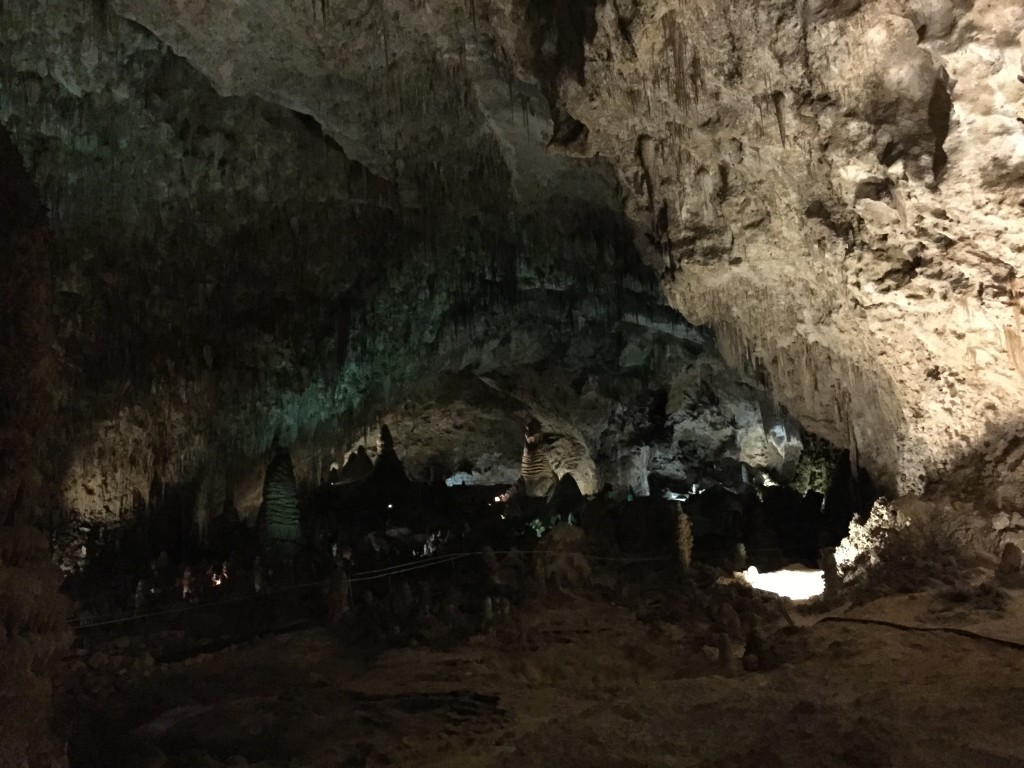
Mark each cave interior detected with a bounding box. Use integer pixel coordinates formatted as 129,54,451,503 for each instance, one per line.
3,1,1024,767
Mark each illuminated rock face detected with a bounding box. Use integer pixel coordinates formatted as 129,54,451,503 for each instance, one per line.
1,0,1022,531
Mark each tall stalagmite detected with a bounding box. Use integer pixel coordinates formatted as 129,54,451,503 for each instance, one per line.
258,447,302,562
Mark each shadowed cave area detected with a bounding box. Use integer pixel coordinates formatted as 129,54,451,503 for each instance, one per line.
3,2,1024,767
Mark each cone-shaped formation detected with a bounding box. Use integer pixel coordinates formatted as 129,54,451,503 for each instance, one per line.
373,423,410,490
376,424,395,455
339,446,374,484
258,448,302,562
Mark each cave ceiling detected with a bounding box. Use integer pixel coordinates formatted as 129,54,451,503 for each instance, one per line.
2,0,1024,521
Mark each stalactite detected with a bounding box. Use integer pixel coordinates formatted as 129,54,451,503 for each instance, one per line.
1005,325,1024,380
661,11,692,110
772,91,787,147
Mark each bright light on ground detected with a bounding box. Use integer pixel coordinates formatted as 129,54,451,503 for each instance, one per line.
742,565,824,601
445,472,476,487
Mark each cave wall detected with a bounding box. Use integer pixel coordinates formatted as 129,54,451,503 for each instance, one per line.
0,0,679,525
1,0,1022,535
0,128,61,527
83,1,1024,499
0,128,71,768
487,0,1024,499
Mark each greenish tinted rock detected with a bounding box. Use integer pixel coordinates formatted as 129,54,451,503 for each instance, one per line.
258,448,302,561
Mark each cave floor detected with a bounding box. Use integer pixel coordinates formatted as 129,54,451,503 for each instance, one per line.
67,589,1024,768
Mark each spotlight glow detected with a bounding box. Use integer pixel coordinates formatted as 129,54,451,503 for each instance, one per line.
742,565,824,601
662,484,702,502
445,472,476,487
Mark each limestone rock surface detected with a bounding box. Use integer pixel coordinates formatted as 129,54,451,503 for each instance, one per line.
1,0,1023,531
